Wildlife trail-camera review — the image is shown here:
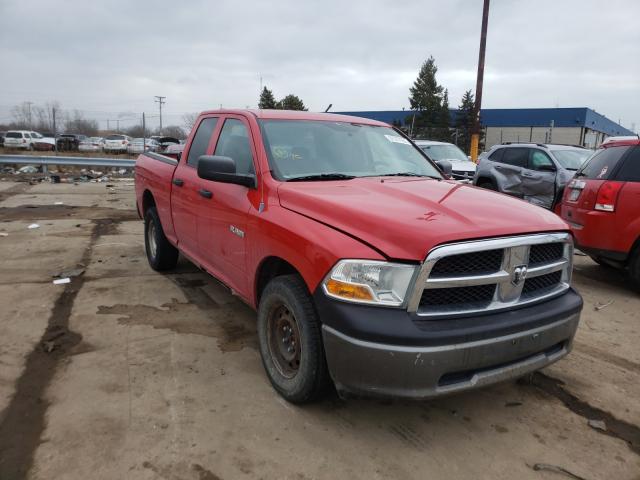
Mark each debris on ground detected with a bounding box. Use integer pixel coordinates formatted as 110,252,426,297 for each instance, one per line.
1,166,15,174
587,419,607,431
574,249,587,256
594,300,614,311
505,401,523,407
54,201,64,205
530,463,589,480
53,278,71,285
18,165,39,174
27,223,40,229
0,232,8,237
52,267,85,279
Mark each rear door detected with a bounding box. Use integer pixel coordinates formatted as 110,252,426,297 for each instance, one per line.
196,115,260,294
495,147,528,196
170,115,220,264
521,148,557,209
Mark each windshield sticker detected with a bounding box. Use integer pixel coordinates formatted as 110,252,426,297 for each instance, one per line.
598,166,608,179
384,134,410,145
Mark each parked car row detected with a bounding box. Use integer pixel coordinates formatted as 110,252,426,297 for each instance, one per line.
0,130,182,154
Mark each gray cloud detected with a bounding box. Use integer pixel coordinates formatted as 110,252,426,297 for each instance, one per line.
1,0,638,131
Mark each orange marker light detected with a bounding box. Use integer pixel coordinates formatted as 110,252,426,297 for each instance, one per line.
325,279,374,301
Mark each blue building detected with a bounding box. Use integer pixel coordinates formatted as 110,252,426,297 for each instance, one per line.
337,108,634,148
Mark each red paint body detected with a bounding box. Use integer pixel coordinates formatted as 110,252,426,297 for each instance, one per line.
560,139,640,262
135,110,570,308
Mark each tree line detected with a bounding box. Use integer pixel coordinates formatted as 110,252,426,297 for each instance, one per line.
2,101,187,139
406,56,479,154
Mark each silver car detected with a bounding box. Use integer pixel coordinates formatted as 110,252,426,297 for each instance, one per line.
474,143,592,209
414,140,476,181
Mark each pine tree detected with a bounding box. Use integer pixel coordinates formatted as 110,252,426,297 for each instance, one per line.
436,89,451,142
258,87,277,109
455,90,475,154
277,94,307,111
408,56,444,138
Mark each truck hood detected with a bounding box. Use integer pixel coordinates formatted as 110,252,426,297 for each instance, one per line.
277,178,567,260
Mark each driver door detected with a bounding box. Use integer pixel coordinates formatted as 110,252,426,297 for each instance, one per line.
521,149,557,209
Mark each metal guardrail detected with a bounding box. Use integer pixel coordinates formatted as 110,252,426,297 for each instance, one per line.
0,154,135,168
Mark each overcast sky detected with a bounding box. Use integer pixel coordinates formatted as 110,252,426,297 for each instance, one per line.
0,0,638,132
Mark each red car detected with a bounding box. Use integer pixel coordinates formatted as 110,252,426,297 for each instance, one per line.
561,138,640,288
135,109,582,403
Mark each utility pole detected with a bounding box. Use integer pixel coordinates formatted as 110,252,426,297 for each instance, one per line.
142,112,146,152
26,101,34,129
154,96,166,134
470,0,490,162
52,106,57,154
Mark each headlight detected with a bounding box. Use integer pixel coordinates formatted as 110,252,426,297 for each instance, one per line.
322,260,417,307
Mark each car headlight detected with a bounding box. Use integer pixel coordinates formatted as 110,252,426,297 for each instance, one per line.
322,260,417,307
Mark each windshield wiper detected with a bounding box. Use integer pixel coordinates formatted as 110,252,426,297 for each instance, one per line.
380,172,441,180
287,173,356,182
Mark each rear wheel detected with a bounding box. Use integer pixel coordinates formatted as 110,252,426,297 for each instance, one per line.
628,248,640,292
144,206,179,271
257,275,329,403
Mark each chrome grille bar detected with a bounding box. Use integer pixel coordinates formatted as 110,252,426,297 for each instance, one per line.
407,233,573,317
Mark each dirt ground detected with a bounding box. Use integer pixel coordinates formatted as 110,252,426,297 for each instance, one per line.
0,179,638,480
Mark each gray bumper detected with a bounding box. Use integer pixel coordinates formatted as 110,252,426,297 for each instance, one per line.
322,312,580,399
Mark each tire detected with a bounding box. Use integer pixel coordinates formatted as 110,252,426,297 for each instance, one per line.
628,248,640,292
144,206,179,271
257,274,330,403
478,179,497,191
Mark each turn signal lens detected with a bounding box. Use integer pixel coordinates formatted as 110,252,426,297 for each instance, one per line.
322,260,417,307
325,279,374,301
595,181,623,212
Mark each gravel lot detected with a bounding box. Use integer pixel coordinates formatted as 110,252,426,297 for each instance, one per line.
0,179,638,480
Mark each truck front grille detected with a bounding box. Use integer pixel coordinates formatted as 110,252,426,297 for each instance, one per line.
430,249,503,277
408,233,573,318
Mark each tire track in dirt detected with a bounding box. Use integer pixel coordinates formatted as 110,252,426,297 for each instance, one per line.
525,372,640,455
0,217,117,479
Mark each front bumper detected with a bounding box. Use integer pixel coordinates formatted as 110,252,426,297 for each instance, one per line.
318,289,582,399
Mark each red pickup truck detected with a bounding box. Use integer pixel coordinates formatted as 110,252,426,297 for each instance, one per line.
135,109,583,403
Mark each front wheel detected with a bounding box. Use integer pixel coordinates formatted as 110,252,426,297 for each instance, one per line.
144,206,179,271
257,275,329,403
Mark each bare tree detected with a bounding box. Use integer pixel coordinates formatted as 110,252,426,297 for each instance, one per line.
64,110,99,135
158,125,186,139
10,102,32,129
182,112,198,132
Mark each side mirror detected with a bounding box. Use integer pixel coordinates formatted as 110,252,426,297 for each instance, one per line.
197,155,256,188
435,159,453,177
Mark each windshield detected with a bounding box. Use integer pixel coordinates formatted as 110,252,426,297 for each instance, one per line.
259,120,441,181
551,148,592,170
420,144,468,162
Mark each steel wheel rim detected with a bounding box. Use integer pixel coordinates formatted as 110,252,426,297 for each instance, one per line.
267,303,301,379
147,221,157,259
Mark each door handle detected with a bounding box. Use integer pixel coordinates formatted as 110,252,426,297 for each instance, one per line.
172,178,184,187
198,189,213,199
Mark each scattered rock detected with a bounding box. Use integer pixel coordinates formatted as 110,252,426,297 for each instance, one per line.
588,419,607,431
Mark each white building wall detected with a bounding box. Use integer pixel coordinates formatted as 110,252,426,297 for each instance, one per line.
484,127,583,149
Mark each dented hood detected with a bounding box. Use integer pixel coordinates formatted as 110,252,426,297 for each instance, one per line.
278,178,567,260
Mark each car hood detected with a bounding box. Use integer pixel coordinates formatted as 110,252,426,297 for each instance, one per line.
277,177,567,260
448,160,477,172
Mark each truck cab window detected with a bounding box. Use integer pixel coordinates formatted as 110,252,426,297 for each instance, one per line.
214,119,255,175
187,117,218,167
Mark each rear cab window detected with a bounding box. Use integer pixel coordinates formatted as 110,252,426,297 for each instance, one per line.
186,117,219,167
